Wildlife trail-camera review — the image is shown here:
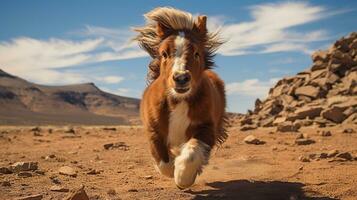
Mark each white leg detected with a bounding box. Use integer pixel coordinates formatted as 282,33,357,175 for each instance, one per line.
174,139,210,189
154,160,174,178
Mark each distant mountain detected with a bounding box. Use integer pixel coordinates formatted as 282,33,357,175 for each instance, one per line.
0,69,140,125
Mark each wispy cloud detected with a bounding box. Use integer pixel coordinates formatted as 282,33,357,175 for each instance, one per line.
226,78,278,98
0,25,145,85
212,2,348,56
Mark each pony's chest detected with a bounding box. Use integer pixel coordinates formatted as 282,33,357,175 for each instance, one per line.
167,102,191,155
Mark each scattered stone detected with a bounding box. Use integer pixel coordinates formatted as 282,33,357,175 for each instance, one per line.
50,185,69,192
18,172,32,177
63,185,89,200
107,188,117,196
327,150,339,158
49,176,61,184
336,152,353,161
103,142,129,151
58,166,77,177
86,169,101,175
35,170,45,175
64,127,76,134
143,175,153,180
243,135,265,145
342,128,355,134
103,127,117,131
1,181,11,187
10,162,38,172
319,153,328,159
31,127,41,132
240,125,257,131
295,138,315,145
0,167,12,174
320,130,332,137
299,155,310,162
16,194,43,200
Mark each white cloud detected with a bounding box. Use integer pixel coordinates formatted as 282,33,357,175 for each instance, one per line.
226,78,278,98
97,76,124,84
210,2,346,56
100,87,140,98
0,25,146,85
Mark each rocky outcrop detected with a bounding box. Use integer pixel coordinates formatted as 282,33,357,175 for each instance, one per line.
239,32,357,130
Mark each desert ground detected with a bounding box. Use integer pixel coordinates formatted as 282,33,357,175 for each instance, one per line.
1,124,356,200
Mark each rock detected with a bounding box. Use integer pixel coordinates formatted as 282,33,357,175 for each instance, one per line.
107,188,117,196
16,194,43,200
327,150,339,158
311,50,329,63
50,185,69,192
103,127,117,131
295,86,320,99
294,106,323,120
243,135,265,145
240,125,257,131
299,155,310,162
128,188,139,192
277,121,300,132
319,153,328,159
321,107,346,123
272,117,287,126
143,175,153,179
10,162,38,172
64,185,89,200
18,172,32,177
86,169,101,175
1,181,11,187
31,127,41,132
260,117,274,127
103,142,129,150
336,152,353,161
320,130,332,137
295,138,315,145
342,128,355,134
58,166,77,177
240,117,253,126
64,127,76,134
0,167,12,174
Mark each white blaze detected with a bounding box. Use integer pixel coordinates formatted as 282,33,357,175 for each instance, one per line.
173,32,187,72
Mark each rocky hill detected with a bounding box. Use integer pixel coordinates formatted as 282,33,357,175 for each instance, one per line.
0,69,140,125
237,32,357,132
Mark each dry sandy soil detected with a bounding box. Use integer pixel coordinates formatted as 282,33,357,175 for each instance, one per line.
1,124,357,200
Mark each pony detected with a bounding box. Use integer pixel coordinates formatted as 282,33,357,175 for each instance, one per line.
134,7,228,189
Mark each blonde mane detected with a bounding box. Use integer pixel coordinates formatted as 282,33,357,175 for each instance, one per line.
134,7,223,83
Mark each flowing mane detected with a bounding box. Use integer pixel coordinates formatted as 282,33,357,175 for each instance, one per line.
134,7,223,83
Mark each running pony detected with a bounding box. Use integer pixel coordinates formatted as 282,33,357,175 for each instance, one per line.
135,7,228,189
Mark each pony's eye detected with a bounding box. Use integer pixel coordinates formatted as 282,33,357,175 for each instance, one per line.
162,51,168,59
194,52,200,59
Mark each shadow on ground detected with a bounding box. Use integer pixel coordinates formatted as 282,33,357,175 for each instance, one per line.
188,180,337,200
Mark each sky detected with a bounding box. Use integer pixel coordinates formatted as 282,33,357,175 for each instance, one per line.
0,0,356,113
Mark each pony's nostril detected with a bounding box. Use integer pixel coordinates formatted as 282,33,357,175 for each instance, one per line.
173,73,190,85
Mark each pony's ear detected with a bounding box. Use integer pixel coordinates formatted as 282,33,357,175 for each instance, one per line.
196,15,207,35
157,22,169,38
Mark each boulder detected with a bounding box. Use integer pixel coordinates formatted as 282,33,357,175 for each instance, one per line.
10,162,38,173
243,135,265,145
321,107,346,123
277,121,300,132
294,106,323,120
295,86,320,99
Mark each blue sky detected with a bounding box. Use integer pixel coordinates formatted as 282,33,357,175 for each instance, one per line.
0,0,356,113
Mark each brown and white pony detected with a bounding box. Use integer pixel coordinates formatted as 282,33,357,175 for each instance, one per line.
134,7,228,189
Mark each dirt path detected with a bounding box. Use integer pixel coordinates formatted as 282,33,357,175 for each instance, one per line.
1,125,357,200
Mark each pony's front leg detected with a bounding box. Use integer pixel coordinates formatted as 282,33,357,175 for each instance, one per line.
148,132,174,178
174,138,211,189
